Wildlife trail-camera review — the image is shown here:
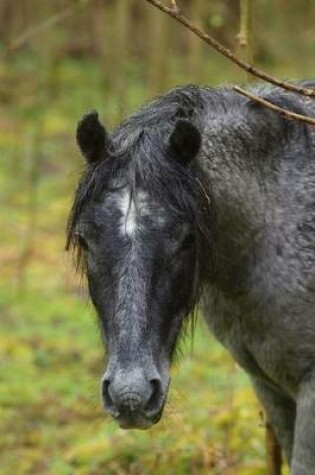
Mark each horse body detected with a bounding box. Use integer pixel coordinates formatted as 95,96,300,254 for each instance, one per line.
68,83,315,473
200,88,315,396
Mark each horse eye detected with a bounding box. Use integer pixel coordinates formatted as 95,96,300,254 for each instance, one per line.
180,233,195,251
75,233,88,251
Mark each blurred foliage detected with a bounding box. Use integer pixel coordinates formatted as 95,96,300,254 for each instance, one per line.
0,287,271,474
0,0,314,473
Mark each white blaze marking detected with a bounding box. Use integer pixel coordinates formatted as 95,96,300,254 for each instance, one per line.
118,189,166,237
119,189,137,236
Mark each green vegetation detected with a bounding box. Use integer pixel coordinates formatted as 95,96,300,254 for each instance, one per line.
0,288,269,474
1,1,314,473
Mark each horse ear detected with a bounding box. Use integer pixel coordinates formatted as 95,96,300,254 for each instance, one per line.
169,119,201,165
76,110,110,164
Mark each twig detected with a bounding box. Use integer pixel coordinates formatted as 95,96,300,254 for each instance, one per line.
7,4,84,53
144,0,315,98
234,86,315,126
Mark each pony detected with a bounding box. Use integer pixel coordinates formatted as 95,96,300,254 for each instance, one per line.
67,82,315,474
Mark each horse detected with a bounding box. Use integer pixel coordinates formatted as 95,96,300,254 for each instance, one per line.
67,82,315,474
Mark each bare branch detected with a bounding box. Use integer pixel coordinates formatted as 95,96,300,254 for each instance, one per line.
234,86,315,126
144,0,315,98
7,4,84,53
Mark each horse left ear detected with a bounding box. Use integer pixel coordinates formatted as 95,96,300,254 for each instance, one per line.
76,110,110,164
169,119,201,165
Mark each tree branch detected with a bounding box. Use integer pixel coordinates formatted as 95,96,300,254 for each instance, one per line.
144,0,315,98
7,4,84,53
234,86,315,126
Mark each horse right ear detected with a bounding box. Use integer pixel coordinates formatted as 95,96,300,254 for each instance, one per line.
76,110,110,164
169,119,201,166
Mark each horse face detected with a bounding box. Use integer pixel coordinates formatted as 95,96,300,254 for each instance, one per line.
77,187,198,429
70,108,204,428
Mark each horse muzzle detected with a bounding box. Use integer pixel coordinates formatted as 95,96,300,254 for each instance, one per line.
101,365,169,429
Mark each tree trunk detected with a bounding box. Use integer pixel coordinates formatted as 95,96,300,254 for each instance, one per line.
236,0,253,82
187,0,205,81
265,419,283,475
147,4,170,96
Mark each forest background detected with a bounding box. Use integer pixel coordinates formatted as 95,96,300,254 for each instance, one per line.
0,1,314,474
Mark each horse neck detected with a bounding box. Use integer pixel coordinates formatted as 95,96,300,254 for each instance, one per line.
198,120,285,294
199,115,315,296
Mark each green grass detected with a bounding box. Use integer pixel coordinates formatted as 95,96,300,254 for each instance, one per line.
0,287,271,475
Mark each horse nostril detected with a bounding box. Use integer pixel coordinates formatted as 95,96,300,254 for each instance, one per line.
145,378,163,414
102,379,118,415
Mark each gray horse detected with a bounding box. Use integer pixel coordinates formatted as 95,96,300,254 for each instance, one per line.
67,82,315,474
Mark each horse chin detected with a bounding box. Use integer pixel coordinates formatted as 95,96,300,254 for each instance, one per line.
116,412,163,430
